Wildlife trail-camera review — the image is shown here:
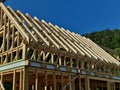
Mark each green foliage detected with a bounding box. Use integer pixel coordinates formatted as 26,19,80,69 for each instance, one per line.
84,29,120,58
114,48,120,57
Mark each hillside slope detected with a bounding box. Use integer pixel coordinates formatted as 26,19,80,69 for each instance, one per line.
83,29,120,59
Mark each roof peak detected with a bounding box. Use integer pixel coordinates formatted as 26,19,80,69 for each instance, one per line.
0,3,119,65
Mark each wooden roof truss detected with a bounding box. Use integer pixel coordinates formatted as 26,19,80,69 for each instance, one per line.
0,3,120,76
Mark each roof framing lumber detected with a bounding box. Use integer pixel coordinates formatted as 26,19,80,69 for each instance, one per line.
0,3,119,66
0,3,29,43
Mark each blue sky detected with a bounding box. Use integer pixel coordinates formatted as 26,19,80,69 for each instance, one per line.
4,0,120,34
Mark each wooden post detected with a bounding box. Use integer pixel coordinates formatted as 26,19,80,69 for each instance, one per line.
76,59,79,69
81,61,84,69
119,83,120,90
61,73,63,89
35,69,38,90
72,77,75,90
32,85,34,90
11,26,15,62
43,51,46,62
113,82,115,90
107,81,110,90
53,72,56,90
33,50,37,61
59,56,61,65
22,44,27,60
85,76,90,90
0,9,3,27
51,54,54,64
7,19,10,50
1,73,3,86
23,68,29,90
45,71,47,90
64,57,66,66
79,76,81,90
19,69,23,90
69,74,72,90
70,58,72,67
13,70,16,90
3,25,6,52
0,73,3,90
50,86,52,90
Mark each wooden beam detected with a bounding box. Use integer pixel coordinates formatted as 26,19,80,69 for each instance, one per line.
2,25,6,52
7,19,10,50
61,73,63,89
79,76,81,90
42,21,71,51
51,54,54,64
23,68,28,90
72,79,75,90
0,72,4,90
59,56,62,65
85,76,90,90
45,71,47,90
19,69,23,90
13,70,16,90
69,74,72,90
0,73,3,87
53,72,56,90
27,14,50,46
22,44,27,60
0,8,3,27
107,81,110,90
55,26,77,54
35,69,38,90
0,3,29,42
64,57,66,66
70,58,72,67
119,83,120,90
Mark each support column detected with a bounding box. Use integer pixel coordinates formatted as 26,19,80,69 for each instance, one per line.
113,82,115,90
35,69,38,90
22,44,27,60
70,58,73,67
13,70,16,90
32,85,34,90
69,74,72,90
85,76,90,90
23,68,29,90
64,57,66,66
107,81,110,90
59,56,61,65
50,86,52,90
79,76,81,90
45,71,47,90
53,72,56,90
61,73,63,90
19,69,23,90
81,61,84,69
72,78,75,90
51,54,54,64
119,83,120,90
0,73,3,90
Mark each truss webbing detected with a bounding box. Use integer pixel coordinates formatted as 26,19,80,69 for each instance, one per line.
0,3,119,66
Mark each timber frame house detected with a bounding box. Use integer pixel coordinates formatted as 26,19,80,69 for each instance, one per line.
0,2,120,90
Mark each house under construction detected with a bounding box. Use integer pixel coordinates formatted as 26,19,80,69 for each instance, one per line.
0,3,120,90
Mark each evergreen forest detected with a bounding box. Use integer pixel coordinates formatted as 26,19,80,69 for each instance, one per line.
83,29,120,59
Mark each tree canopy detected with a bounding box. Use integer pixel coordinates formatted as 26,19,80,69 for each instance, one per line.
83,29,120,58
